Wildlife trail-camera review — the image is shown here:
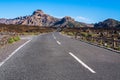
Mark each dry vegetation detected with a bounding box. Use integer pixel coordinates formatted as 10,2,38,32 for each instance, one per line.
0,24,55,47
0,24,55,34
1,23,120,51
61,27,120,51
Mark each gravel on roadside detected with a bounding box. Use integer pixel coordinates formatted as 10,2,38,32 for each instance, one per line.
0,39,28,63
0,35,37,63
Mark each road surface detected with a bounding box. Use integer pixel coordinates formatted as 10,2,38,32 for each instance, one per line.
0,32,120,80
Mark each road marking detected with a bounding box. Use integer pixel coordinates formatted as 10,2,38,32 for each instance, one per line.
54,36,56,40
0,40,31,67
69,52,96,73
52,34,56,40
52,33,61,45
57,41,61,45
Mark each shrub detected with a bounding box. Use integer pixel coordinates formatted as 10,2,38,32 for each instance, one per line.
67,32,74,36
13,36,20,41
87,34,92,37
61,31,65,34
8,36,20,44
81,32,88,37
106,45,111,48
8,37,15,43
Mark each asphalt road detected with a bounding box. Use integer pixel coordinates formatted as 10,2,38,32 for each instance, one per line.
0,32,120,80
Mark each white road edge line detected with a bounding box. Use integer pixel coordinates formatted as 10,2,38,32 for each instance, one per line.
0,39,31,67
57,41,61,45
69,52,96,73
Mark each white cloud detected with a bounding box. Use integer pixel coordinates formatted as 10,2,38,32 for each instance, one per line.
75,16,94,23
76,16,89,21
54,16,63,19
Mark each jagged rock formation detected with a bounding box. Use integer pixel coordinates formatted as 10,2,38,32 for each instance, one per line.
54,16,74,27
22,10,59,26
0,9,92,27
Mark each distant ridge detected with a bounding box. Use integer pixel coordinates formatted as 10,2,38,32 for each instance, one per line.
0,10,92,28
94,18,120,28
0,10,119,28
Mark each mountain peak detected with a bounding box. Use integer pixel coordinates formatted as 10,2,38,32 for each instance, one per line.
104,18,119,22
95,18,120,28
62,16,74,22
32,9,44,15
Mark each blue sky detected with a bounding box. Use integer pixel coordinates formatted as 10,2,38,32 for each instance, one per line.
0,0,120,23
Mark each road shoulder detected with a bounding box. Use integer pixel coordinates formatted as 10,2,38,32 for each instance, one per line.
0,35,36,64
60,32,120,54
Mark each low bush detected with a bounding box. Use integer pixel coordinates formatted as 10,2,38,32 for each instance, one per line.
81,32,88,37
67,32,74,36
8,36,20,44
13,36,20,41
8,37,15,43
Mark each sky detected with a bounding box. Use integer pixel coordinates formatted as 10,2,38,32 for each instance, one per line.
0,0,120,23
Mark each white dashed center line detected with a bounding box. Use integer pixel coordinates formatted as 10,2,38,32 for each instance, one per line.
69,52,96,73
54,36,56,40
57,41,61,45
52,34,56,40
52,33,96,73
53,33,61,45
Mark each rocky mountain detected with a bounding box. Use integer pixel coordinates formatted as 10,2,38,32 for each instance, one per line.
94,19,120,28
0,10,59,26
53,16,90,27
0,10,91,27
